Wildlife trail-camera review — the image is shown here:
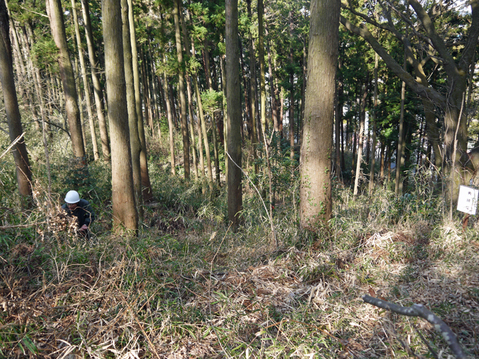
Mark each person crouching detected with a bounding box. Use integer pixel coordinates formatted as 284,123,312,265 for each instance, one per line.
61,190,95,237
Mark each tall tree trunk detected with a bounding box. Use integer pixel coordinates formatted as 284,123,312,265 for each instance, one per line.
300,0,340,230
121,0,141,208
395,74,406,196
266,26,279,135
258,0,266,139
353,82,367,197
187,74,198,179
186,20,206,180
71,0,99,161
0,0,32,207
226,0,242,229
102,0,138,232
81,0,110,162
163,67,176,175
369,53,379,195
194,75,213,187
128,0,152,202
173,0,190,180
247,0,258,169
334,75,342,180
180,11,198,179
288,10,294,160
46,0,85,161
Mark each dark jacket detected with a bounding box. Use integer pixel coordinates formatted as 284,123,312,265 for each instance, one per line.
61,199,95,228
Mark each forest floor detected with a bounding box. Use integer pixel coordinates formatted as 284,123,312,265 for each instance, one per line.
1,202,479,358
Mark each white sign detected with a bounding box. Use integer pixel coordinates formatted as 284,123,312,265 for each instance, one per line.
457,185,479,215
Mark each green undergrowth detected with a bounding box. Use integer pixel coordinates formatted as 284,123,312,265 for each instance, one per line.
1,159,479,357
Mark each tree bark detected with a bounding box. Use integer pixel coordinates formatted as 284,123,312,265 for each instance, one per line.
353,81,367,197
258,0,266,140
121,0,141,208
225,0,242,229
163,66,176,176
81,0,110,162
102,0,138,232
128,0,152,202
0,0,32,207
300,0,340,230
71,0,99,161
46,0,85,161
173,0,190,180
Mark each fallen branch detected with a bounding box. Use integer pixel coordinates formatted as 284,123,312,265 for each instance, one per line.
362,294,465,359
0,221,47,230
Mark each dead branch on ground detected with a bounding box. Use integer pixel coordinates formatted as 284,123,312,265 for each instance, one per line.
362,294,465,359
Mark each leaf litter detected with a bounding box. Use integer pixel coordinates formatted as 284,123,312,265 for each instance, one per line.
1,220,478,358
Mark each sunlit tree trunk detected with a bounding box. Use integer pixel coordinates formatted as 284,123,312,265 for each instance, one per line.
121,0,141,209
46,0,85,161
128,0,152,202
162,58,176,176
258,0,266,139
369,53,379,196
173,0,190,179
194,76,213,186
226,0,242,228
81,0,110,162
395,73,406,196
102,0,138,232
247,0,258,170
300,0,340,230
353,81,367,197
0,0,32,207
71,0,99,161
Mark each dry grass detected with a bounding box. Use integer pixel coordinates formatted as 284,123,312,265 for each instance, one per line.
1,189,479,358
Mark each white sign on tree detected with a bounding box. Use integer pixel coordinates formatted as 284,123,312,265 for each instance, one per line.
457,185,479,215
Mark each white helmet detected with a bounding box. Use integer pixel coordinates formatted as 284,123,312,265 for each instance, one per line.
65,190,80,204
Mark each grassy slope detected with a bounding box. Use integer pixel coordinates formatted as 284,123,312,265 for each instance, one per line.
1,129,478,358
1,175,478,358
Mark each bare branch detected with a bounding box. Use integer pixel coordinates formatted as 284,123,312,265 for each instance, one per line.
339,16,446,108
363,295,466,359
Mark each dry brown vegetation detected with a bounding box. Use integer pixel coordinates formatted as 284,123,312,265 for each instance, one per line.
1,181,479,358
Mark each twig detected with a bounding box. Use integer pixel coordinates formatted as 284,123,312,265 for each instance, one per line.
0,133,25,160
363,295,465,359
0,221,47,230
117,290,161,359
414,323,439,359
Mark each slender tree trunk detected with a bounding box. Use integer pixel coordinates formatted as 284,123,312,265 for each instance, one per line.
266,26,279,134
194,75,213,187
128,0,152,202
71,0,99,161
102,0,138,232
47,0,85,161
163,67,176,175
288,10,294,160
226,0,242,229
395,75,406,196
258,0,266,139
0,0,32,207
247,0,258,170
369,53,379,195
334,77,342,179
81,0,110,162
187,75,198,179
173,0,190,179
353,82,367,197
121,0,141,208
